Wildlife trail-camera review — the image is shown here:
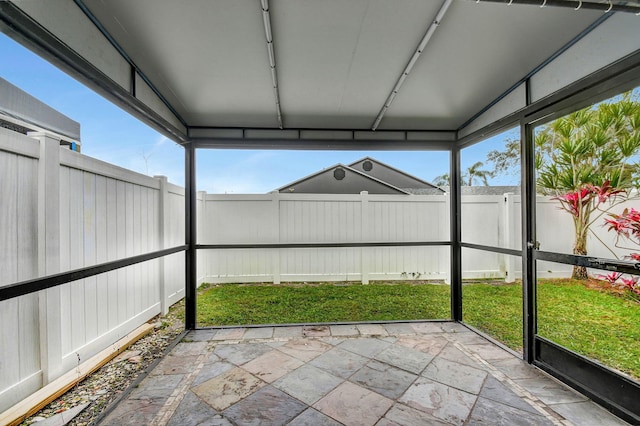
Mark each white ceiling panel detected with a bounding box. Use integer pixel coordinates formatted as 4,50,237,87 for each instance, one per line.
273,0,443,129
83,0,279,127
380,1,602,130
6,0,638,139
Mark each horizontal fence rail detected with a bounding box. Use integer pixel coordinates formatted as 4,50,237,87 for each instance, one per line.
197,241,450,250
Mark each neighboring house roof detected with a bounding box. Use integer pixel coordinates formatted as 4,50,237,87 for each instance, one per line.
276,157,447,195
403,187,452,195
277,164,410,195
348,157,443,192
440,186,521,195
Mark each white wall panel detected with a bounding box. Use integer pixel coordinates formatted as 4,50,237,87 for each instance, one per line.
135,75,186,135
531,14,640,103
459,84,526,139
12,0,131,91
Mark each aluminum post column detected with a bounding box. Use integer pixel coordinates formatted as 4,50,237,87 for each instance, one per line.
522,122,537,363
185,142,197,329
450,146,462,321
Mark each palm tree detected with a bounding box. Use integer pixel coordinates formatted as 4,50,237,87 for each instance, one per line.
432,173,449,186
464,161,494,186
535,93,640,278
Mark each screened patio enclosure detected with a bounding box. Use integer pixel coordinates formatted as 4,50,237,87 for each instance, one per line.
1,0,640,422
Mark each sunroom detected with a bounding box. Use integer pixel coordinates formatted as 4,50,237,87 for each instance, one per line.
1,0,639,424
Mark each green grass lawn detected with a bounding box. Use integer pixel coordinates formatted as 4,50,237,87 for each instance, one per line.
196,279,640,379
197,283,450,325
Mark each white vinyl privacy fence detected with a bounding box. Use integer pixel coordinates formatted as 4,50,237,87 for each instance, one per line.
0,128,185,412
2,127,639,412
198,192,640,284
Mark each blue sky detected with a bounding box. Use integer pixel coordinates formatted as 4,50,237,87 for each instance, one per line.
0,32,518,193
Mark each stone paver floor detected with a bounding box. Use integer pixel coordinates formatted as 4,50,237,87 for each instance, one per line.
99,322,629,426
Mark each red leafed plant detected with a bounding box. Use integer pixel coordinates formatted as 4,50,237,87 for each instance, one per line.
600,207,640,300
551,181,627,279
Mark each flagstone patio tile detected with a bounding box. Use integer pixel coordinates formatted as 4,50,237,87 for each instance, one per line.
467,397,554,426
491,357,545,380
399,377,477,425
329,324,359,336
357,323,388,336
380,403,450,426
411,322,446,334
440,323,469,333
514,376,588,405
128,374,184,401
338,337,391,358
213,342,272,366
288,408,343,426
302,325,331,337
479,375,539,414
222,385,306,426
191,367,265,411
210,328,246,341
447,331,491,346
186,329,219,342
548,401,630,426
314,381,393,426
383,323,416,335
375,344,434,374
277,338,333,362
170,341,209,356
99,398,166,426
273,326,304,338
350,360,417,399
166,391,231,426
464,343,515,361
422,357,487,395
150,355,199,376
192,360,235,387
394,335,449,357
273,364,343,405
242,350,304,383
436,344,488,370
309,347,369,379
242,327,274,340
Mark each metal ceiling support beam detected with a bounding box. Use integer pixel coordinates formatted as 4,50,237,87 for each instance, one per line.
0,1,189,144
371,0,453,131
261,0,283,129
189,128,457,150
469,0,640,14
193,138,456,151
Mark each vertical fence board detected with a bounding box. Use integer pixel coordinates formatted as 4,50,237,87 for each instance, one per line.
58,167,71,355
105,178,118,330
68,168,86,352
17,156,40,380
116,180,127,324
95,175,108,335
0,152,19,390
83,172,97,342
125,183,135,318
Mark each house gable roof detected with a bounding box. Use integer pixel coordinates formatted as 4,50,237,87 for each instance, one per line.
348,157,443,192
276,164,410,195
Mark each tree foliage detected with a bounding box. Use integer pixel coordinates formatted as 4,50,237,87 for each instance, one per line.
431,163,495,187
488,92,640,279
